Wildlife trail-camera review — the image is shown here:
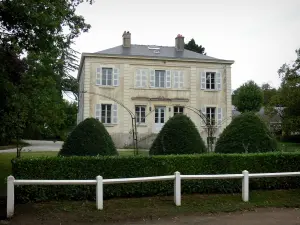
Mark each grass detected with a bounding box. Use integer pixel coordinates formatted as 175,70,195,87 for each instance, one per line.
0,140,30,150
12,189,300,223
277,141,300,152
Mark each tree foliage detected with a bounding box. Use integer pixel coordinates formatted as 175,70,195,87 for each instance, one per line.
276,49,300,135
215,112,277,153
59,118,118,156
233,80,263,113
261,83,278,106
184,38,206,55
150,114,207,155
0,0,92,147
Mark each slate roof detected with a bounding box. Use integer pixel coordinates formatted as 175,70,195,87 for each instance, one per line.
94,45,232,62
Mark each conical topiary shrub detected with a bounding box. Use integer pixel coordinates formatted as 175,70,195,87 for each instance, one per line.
59,118,118,156
149,114,207,155
215,112,277,153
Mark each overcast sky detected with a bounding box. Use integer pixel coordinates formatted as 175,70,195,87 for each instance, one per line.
73,0,300,90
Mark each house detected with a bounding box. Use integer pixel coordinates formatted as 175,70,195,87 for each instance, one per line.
77,32,234,149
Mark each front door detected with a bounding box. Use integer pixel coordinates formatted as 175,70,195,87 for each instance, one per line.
153,106,165,133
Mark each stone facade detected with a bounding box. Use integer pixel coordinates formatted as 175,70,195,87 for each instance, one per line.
77,34,234,150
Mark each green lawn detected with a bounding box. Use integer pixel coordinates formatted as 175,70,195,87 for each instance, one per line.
277,141,300,152
12,189,300,223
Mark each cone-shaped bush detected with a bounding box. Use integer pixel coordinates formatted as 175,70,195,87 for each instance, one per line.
215,112,277,153
150,114,207,155
59,118,118,156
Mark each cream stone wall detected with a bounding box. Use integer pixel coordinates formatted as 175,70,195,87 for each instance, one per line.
78,56,233,149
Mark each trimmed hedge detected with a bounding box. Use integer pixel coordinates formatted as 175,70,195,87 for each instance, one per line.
59,118,117,156
215,112,277,153
12,153,300,203
150,114,207,155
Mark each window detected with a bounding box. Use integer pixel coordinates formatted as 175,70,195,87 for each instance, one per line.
206,107,216,125
174,106,184,115
206,72,215,90
173,71,184,89
155,70,165,88
102,68,112,86
135,69,148,88
101,104,112,123
135,106,146,123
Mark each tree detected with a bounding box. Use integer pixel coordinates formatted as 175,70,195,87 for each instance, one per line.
233,80,263,113
276,49,300,136
184,39,206,55
149,114,207,155
0,0,93,150
262,83,278,106
215,112,277,153
59,118,118,156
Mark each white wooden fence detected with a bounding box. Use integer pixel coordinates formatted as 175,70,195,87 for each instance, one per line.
7,170,300,218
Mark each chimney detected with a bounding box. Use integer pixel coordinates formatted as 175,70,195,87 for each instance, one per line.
175,34,184,51
122,31,131,48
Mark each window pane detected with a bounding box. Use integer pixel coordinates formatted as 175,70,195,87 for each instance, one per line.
102,73,107,85
179,107,184,113
141,107,145,112
161,117,164,123
155,72,159,87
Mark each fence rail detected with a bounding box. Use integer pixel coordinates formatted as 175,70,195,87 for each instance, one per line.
7,170,300,218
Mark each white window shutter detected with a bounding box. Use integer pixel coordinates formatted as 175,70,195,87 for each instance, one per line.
112,104,118,124
142,69,147,87
216,72,221,91
150,70,155,87
179,71,184,88
113,68,119,86
218,107,222,126
95,104,101,121
201,72,206,90
96,67,102,85
166,70,171,88
135,69,141,87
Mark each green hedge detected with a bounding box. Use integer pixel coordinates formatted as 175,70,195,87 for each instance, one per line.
12,153,300,202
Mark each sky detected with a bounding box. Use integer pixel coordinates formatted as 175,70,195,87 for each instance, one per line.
72,0,300,90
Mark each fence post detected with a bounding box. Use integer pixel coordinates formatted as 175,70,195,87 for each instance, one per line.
7,176,15,218
174,171,181,206
96,175,103,210
242,170,249,202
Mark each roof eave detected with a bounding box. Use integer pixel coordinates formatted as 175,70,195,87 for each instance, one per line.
83,52,234,64
78,52,235,80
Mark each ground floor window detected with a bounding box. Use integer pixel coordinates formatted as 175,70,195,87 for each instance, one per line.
174,106,184,116
206,107,216,125
135,105,146,123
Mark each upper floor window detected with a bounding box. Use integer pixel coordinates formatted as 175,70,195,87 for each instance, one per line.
206,72,215,90
174,106,184,116
150,70,171,88
201,71,222,91
96,67,119,87
155,70,165,88
102,68,112,86
135,105,146,123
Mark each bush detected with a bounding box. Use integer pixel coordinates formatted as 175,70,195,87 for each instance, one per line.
150,114,206,155
12,153,300,203
215,112,277,153
59,118,117,156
